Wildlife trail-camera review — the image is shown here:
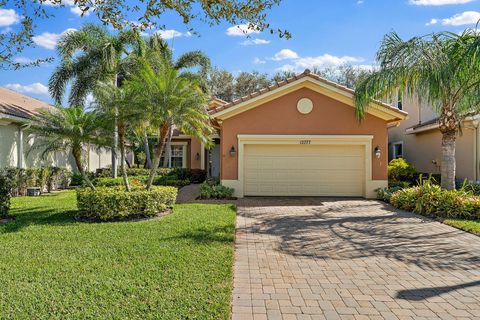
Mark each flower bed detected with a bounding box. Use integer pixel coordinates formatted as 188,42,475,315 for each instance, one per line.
76,186,177,221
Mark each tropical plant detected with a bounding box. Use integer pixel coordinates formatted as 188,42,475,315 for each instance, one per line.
49,24,141,177
26,106,107,190
354,29,480,190
125,58,213,190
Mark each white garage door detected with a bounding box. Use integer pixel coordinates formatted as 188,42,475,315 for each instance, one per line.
244,144,365,197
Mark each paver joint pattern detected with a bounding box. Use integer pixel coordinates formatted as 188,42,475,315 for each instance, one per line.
232,198,480,320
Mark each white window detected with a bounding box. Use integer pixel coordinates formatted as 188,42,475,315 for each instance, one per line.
392,142,404,159
160,142,187,168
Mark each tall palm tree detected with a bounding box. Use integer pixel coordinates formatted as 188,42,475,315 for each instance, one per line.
354,30,480,190
49,24,140,178
126,33,211,166
125,58,213,190
26,106,107,190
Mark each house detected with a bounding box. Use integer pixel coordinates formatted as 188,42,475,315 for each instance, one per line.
388,94,480,181
0,87,112,171
198,70,407,198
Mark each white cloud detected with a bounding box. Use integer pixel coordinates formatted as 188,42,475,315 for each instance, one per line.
253,57,266,64
32,28,77,50
426,18,439,25
226,24,260,36
241,38,270,46
155,29,183,39
410,0,476,5
441,11,480,25
357,0,364,4
0,8,20,27
13,57,34,64
70,6,91,16
272,49,299,61
5,83,50,97
275,53,364,72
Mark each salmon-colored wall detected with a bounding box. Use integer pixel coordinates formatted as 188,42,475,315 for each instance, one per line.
220,87,388,180
190,137,202,169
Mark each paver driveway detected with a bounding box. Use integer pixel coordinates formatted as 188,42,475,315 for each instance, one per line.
232,198,480,320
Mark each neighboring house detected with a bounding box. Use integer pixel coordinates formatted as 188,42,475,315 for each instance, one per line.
202,70,406,198
0,87,112,171
388,94,480,181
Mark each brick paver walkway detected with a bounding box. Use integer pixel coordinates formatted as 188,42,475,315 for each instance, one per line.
232,198,480,320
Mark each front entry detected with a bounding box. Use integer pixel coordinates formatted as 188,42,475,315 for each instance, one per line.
208,143,220,177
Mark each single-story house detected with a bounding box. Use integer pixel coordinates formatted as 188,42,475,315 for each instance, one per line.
0,87,112,171
195,70,407,198
388,95,480,181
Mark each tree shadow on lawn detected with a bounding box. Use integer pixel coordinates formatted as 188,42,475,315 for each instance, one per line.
1,207,78,233
162,225,235,244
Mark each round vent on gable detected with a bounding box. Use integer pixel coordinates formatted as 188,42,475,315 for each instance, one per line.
297,98,313,114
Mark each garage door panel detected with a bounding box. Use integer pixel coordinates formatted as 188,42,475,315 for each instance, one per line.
244,144,365,197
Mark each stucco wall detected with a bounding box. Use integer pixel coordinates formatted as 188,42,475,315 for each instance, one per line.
1,121,112,172
0,123,19,167
388,95,476,181
220,87,389,181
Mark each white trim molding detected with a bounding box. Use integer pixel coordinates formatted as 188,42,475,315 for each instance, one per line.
222,134,386,199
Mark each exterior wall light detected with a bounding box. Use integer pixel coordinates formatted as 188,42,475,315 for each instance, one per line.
195,152,200,160
374,146,381,159
230,146,236,157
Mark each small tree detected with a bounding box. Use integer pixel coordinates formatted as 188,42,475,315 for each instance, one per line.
27,106,107,190
354,30,480,190
126,58,213,190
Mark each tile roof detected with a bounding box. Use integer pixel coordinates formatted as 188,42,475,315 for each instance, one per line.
209,69,407,117
0,87,52,121
406,118,439,131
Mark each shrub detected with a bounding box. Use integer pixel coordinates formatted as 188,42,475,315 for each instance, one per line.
151,176,190,188
95,167,176,178
0,169,14,217
388,178,480,219
76,186,178,221
388,158,418,187
93,176,146,187
70,172,95,187
172,168,207,183
376,186,403,202
199,180,235,199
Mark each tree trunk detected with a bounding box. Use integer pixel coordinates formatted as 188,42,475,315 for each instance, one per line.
162,125,173,168
143,128,152,169
72,146,96,191
440,131,456,190
118,123,131,192
439,106,458,190
111,74,119,178
146,124,170,190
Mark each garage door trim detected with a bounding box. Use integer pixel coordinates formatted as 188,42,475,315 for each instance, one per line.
237,135,373,198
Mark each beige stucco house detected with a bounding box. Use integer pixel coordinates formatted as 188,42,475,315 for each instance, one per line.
388,95,480,181
206,70,407,198
0,87,112,171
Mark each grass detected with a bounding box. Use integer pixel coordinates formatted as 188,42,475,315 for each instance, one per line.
0,190,236,319
443,219,480,236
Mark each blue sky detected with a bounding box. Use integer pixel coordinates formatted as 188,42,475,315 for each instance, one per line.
0,0,479,103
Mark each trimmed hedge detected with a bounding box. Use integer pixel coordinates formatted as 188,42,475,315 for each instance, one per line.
93,176,147,187
94,167,206,183
0,170,14,217
76,186,178,221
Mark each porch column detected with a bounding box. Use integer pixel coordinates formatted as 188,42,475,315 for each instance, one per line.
200,143,205,170
17,127,24,168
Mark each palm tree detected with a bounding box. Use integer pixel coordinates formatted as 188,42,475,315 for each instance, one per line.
125,58,213,190
93,82,142,191
126,34,211,166
49,24,140,178
354,30,480,190
26,106,107,190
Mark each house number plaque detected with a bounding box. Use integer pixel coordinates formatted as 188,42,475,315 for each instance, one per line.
299,140,311,145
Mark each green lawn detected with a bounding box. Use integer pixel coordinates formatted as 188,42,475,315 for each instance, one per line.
443,219,480,236
0,190,236,319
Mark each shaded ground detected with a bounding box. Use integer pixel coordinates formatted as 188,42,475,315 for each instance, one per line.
232,198,480,320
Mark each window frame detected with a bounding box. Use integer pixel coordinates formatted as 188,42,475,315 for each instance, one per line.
160,141,188,169
392,141,404,159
